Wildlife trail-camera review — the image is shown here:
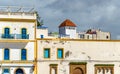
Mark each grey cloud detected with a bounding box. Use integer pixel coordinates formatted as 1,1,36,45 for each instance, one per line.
39,0,120,39
0,0,36,7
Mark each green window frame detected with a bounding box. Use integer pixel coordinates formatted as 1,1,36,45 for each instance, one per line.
44,48,50,58
57,48,63,59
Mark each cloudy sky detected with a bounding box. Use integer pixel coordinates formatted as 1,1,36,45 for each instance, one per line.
1,0,120,39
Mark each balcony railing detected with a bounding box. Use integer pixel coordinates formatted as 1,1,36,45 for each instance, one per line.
15,34,29,39
1,34,29,39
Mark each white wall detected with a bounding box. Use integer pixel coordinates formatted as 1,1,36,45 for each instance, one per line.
97,31,110,40
66,27,76,38
0,12,36,20
1,64,34,74
36,28,48,38
0,42,34,61
0,22,35,40
37,39,120,74
59,27,77,38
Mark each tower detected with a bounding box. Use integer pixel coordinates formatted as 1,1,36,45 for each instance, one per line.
59,19,77,38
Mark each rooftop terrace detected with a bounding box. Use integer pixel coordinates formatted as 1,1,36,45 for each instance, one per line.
0,6,36,19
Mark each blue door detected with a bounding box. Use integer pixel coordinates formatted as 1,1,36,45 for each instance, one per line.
21,28,27,39
16,68,24,74
4,28,10,38
4,48,9,60
21,49,27,60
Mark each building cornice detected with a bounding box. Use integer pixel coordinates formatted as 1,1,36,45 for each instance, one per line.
36,38,120,42
0,18,36,22
0,39,35,42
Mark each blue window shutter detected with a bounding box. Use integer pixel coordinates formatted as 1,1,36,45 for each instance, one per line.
4,28,10,38
58,49,63,58
44,49,50,58
22,28,27,39
21,49,26,60
3,69,9,73
4,48,9,60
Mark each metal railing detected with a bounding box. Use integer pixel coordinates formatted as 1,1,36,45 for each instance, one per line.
1,34,29,39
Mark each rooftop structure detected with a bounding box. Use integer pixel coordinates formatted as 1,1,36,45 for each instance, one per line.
78,29,111,40
0,6,35,12
59,19,77,28
0,6,36,20
59,19,77,38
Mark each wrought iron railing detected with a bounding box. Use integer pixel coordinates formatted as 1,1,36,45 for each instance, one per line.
1,34,29,39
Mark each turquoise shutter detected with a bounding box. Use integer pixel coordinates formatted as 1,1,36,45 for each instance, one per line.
44,49,49,58
58,49,63,58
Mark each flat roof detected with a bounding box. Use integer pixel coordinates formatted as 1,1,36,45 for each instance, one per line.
0,6,35,13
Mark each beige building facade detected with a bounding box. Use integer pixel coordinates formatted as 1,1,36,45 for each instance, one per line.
37,39,120,74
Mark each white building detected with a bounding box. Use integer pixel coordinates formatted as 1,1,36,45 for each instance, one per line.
78,29,111,40
0,7,37,74
59,19,77,39
36,26,48,38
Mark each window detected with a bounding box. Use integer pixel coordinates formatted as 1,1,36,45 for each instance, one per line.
21,49,27,60
4,28,10,38
3,68,10,74
15,68,24,74
50,64,58,74
87,35,89,39
4,48,9,60
95,64,114,74
106,36,109,39
21,28,27,39
80,34,84,39
57,48,64,59
44,48,50,58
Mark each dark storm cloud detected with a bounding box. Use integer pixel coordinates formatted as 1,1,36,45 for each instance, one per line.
0,0,120,39
0,0,36,7
38,0,120,39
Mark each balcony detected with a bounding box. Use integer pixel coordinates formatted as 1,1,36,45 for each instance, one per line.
1,34,29,39
15,34,29,39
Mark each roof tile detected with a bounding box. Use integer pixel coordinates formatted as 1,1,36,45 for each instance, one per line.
59,19,77,27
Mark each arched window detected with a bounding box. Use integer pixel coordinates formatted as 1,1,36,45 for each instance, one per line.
21,49,27,60
4,27,10,38
4,48,10,60
21,28,27,39
73,68,83,74
15,68,24,74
